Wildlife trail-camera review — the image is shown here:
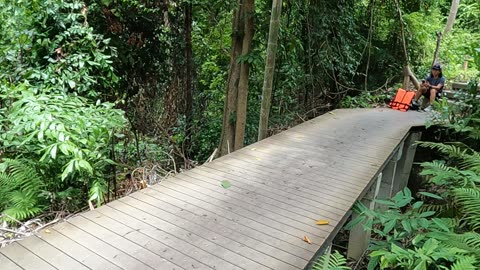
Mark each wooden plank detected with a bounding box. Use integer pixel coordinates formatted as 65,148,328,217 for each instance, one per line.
34,227,122,270
115,196,275,270
183,169,351,221
136,186,314,260
107,199,253,270
67,215,182,270
0,243,55,270
237,146,383,178
150,182,319,253
17,235,89,270
204,159,361,197
135,188,311,266
80,210,212,270
191,165,347,224
207,156,367,195
194,160,368,209
215,151,378,190
196,163,360,207
126,192,302,270
241,135,385,165
53,221,153,270
0,252,23,270
154,178,328,248
181,166,352,215
258,136,389,165
271,129,396,154
170,172,344,225
96,205,239,270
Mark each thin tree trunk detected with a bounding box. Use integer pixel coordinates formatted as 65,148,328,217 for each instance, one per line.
364,0,375,91
258,0,283,141
234,0,255,150
432,31,442,66
218,1,244,156
444,0,460,35
394,0,408,65
394,0,420,90
431,0,460,65
184,2,194,156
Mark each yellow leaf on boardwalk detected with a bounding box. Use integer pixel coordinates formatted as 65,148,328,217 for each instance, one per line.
316,220,329,225
45,229,51,234
303,235,312,244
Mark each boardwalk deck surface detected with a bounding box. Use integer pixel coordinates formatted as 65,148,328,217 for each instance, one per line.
0,109,426,270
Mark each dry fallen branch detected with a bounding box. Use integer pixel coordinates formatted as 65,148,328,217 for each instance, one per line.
0,214,65,248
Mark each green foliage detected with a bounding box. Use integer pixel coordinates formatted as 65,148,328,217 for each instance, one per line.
454,188,480,231
312,250,350,270
347,187,477,270
0,86,127,213
0,0,118,98
372,238,471,270
0,0,128,219
0,159,46,222
341,91,389,108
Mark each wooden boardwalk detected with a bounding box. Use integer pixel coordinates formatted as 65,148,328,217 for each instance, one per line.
0,109,426,270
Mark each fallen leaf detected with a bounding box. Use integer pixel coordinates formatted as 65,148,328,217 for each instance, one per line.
45,229,51,234
255,157,261,161
303,235,312,244
316,220,329,225
251,148,257,151
328,112,336,116
221,180,232,189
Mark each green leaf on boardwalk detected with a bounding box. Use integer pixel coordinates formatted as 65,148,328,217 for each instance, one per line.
221,180,232,189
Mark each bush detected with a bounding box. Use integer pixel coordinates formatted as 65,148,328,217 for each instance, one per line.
0,85,127,219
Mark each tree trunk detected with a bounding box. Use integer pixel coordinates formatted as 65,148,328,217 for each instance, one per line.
444,0,460,35
432,31,442,66
218,1,244,156
394,0,420,91
402,65,420,90
184,2,194,156
394,0,408,65
258,0,283,141
234,0,255,150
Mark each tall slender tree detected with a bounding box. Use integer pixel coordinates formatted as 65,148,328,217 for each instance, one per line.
445,0,460,34
433,0,461,65
218,0,256,156
234,0,255,150
258,0,283,141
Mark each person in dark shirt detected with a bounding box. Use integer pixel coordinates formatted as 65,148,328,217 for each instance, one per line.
412,64,446,111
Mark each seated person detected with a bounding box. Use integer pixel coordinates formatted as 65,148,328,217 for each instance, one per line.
412,64,445,111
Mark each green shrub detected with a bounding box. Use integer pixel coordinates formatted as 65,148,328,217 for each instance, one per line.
0,85,127,215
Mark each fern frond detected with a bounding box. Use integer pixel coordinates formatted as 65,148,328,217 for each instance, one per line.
418,142,471,159
312,251,350,270
460,153,480,173
0,159,46,222
420,203,451,215
454,188,480,231
451,256,477,270
448,232,480,254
